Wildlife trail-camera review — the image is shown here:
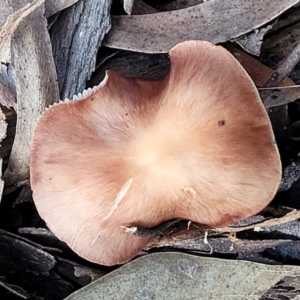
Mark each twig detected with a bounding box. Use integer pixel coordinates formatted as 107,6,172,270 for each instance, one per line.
145,210,300,250
215,209,300,234
124,210,300,243
121,220,183,238
261,41,300,102
258,85,300,90
0,279,28,299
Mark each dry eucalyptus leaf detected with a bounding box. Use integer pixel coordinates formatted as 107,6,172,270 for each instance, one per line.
0,1,44,63
1,0,59,185
225,44,295,88
225,43,300,107
232,24,273,56
156,0,204,11
130,0,158,15
65,252,300,300
123,0,134,15
0,0,80,29
262,19,300,66
0,108,7,201
104,0,299,53
0,0,82,63
45,0,79,17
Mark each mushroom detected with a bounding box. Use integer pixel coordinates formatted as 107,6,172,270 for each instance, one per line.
30,40,281,266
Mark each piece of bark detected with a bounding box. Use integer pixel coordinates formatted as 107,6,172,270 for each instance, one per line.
18,227,79,255
90,43,300,107
262,16,300,66
88,49,170,86
259,276,300,300
0,228,61,254
264,242,300,262
18,227,64,248
0,232,75,300
268,5,300,34
260,41,300,102
259,40,300,147
50,0,112,99
268,106,290,151
144,212,300,261
135,210,300,240
2,1,59,185
0,229,108,299
56,257,106,286
147,237,299,256
262,219,300,239
104,0,299,53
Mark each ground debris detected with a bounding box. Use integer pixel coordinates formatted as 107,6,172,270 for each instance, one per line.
1,1,300,299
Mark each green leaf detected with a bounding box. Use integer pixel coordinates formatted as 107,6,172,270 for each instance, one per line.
65,252,300,300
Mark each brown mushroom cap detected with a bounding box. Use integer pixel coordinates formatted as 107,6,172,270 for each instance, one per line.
30,41,281,266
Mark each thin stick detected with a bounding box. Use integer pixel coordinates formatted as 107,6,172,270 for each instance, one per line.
261,41,300,102
258,85,300,90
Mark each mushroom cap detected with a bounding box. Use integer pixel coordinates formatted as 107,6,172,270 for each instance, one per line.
30,41,281,266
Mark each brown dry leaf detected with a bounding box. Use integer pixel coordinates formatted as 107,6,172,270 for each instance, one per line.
104,0,299,53
225,43,300,108
64,252,300,300
225,44,295,88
